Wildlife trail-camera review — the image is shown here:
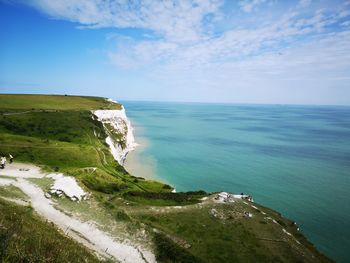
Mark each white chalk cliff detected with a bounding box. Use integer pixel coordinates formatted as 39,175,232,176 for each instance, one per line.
93,100,137,165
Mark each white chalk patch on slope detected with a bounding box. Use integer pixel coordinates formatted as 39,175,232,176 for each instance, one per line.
48,173,87,201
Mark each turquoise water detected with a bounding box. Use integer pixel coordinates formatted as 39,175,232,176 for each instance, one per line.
122,101,350,262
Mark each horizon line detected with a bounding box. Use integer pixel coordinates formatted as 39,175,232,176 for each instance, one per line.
1,92,349,107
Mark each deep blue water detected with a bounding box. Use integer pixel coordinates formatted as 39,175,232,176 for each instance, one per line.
122,101,350,262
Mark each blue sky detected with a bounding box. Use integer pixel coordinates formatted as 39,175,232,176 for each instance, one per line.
1,0,350,105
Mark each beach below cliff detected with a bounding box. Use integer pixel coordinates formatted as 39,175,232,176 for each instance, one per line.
123,117,161,182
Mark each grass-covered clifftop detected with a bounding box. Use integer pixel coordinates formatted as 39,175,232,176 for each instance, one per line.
0,94,332,262
0,94,121,111
0,94,167,194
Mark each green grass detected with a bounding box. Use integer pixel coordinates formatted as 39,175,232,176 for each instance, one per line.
0,110,106,145
123,191,207,206
132,200,332,263
153,232,203,263
114,210,131,221
0,107,169,195
0,199,101,263
0,94,121,111
28,177,54,191
0,175,15,180
75,168,128,194
0,185,29,200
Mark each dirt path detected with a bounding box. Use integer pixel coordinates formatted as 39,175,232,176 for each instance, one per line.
0,163,155,263
0,144,82,149
3,110,59,116
3,110,38,116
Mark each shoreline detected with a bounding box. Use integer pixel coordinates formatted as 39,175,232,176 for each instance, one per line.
124,117,159,181
124,113,176,192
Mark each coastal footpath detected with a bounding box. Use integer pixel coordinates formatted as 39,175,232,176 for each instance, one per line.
0,94,332,262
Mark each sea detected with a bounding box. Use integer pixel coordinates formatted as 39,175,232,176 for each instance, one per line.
121,101,350,262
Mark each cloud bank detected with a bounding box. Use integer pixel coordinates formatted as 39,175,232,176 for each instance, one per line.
9,0,350,104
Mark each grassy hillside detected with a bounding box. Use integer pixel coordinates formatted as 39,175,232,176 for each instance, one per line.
0,94,332,263
130,199,331,263
0,94,121,110
0,199,101,263
0,94,167,194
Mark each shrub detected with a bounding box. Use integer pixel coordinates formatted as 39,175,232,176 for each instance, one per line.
153,232,203,263
114,211,130,221
277,219,286,227
81,175,125,194
124,191,207,205
103,201,115,209
58,136,72,142
115,164,128,175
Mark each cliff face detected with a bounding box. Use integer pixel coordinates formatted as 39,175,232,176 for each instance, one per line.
93,105,137,165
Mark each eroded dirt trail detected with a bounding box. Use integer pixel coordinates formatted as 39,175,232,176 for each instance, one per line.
0,163,155,263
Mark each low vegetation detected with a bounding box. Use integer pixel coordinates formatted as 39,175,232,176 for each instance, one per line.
0,185,28,200
0,199,100,263
131,199,332,263
0,95,168,195
0,94,332,263
0,94,121,111
123,190,207,206
153,232,203,263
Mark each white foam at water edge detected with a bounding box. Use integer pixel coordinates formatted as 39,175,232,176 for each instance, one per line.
93,102,137,165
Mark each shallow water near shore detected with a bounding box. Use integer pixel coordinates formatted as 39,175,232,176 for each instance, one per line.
124,131,159,181
122,100,350,262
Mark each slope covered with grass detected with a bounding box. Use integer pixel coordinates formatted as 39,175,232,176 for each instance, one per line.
0,94,333,263
0,199,101,263
0,94,167,194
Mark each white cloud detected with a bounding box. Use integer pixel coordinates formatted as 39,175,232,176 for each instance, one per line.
108,4,349,71
26,0,223,42
144,30,350,104
238,0,269,13
11,0,350,103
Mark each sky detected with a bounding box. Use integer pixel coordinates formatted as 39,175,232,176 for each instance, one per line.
0,0,350,105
